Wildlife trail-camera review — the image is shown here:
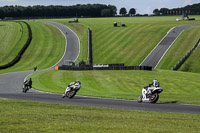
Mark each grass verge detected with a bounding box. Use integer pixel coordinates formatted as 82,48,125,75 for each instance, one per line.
0,21,28,66
0,99,199,133
157,26,200,71
28,69,200,105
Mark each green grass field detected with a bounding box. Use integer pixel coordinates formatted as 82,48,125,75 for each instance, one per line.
0,99,199,133
1,16,200,132
0,21,65,74
25,16,200,105
0,21,28,66
179,44,200,73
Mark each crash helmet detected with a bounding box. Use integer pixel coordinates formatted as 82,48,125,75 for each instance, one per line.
153,79,160,87
153,79,158,82
76,80,81,84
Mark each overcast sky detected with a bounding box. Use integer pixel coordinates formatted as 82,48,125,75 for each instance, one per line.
0,0,199,14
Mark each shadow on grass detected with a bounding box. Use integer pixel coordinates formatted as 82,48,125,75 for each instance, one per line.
158,101,178,104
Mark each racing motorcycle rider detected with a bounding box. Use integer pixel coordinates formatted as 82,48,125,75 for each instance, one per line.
149,79,160,88
64,80,81,95
24,78,32,88
144,79,160,96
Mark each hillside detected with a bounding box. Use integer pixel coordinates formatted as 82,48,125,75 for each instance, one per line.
53,16,200,73
157,26,200,72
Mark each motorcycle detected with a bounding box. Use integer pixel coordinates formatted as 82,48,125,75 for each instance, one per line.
62,85,80,98
138,86,163,103
22,81,32,93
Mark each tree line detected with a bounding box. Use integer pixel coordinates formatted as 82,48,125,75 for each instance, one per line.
153,3,200,15
0,4,117,19
119,7,136,16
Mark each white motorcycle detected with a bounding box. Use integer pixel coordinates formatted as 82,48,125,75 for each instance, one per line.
62,85,80,98
138,86,163,103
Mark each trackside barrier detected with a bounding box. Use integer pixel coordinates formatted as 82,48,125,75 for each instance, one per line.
0,21,32,69
87,28,93,65
58,65,152,71
172,38,200,71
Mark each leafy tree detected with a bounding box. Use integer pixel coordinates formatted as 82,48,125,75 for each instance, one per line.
108,5,117,16
0,8,5,19
129,8,136,16
159,8,169,15
119,7,127,16
0,4,117,18
153,9,160,15
101,9,112,17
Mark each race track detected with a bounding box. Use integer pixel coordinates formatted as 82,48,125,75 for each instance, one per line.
0,21,199,114
42,21,80,69
140,24,200,69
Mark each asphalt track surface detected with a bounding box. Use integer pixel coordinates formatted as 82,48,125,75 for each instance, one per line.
140,24,200,69
0,22,200,114
42,21,80,69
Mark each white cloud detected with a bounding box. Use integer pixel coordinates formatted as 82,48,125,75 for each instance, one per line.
0,0,18,2
144,6,152,14
184,0,192,5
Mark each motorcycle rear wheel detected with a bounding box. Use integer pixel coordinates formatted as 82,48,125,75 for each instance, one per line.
66,90,76,98
149,93,159,103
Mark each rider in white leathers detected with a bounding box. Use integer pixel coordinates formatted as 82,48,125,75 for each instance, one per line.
138,79,163,103
149,79,160,88
64,80,81,94
143,79,160,98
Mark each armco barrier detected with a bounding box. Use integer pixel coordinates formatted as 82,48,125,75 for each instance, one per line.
0,21,32,69
172,38,200,71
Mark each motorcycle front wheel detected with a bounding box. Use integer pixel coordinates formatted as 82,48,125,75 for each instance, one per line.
149,93,159,103
62,94,66,98
22,86,28,93
66,90,77,98
138,95,143,103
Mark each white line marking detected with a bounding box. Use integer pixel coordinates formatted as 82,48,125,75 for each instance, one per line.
154,29,184,69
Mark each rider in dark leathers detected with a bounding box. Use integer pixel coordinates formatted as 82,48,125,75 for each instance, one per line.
24,78,32,88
